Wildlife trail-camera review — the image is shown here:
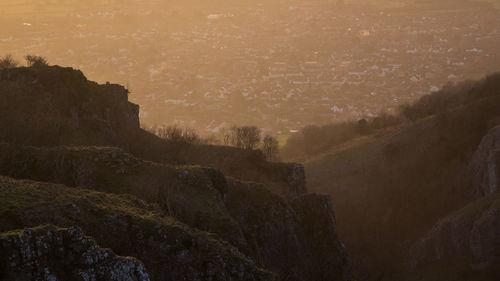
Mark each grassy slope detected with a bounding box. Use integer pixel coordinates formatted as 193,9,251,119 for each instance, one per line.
305,94,500,279
0,175,273,280
0,144,248,252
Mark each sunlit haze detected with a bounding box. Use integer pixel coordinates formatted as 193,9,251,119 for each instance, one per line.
1,1,500,281
2,0,499,135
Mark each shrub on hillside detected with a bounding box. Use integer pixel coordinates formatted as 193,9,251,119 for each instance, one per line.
25,55,48,67
0,54,18,69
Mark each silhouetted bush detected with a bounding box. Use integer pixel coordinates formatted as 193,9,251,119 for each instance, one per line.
25,55,48,67
0,55,18,69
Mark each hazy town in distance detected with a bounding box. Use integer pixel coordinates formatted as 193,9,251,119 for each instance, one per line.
2,1,500,281
1,0,499,137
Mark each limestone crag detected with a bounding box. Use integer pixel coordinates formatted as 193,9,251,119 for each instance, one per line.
0,65,352,280
0,225,150,281
226,180,352,281
0,66,139,146
467,125,500,197
0,176,275,281
0,145,351,281
409,193,500,271
291,194,351,281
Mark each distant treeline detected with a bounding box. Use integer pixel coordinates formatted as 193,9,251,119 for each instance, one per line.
281,72,500,161
143,124,280,161
0,54,48,69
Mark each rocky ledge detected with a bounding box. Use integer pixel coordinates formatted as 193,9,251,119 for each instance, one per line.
0,225,150,281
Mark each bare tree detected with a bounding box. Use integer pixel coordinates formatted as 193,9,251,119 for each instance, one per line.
230,126,261,150
25,55,48,67
262,135,279,161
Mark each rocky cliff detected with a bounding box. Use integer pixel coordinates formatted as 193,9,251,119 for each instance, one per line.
226,180,351,281
0,65,304,198
0,225,151,281
0,176,275,281
0,144,350,281
409,193,500,272
467,125,500,197
408,125,500,280
0,66,139,146
0,65,351,280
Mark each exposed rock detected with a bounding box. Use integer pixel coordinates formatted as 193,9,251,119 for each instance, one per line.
291,194,351,281
0,66,139,146
409,193,500,271
467,125,500,197
285,163,307,197
0,176,275,281
180,144,307,197
0,66,306,197
0,145,351,281
226,180,352,281
0,66,351,280
0,225,150,281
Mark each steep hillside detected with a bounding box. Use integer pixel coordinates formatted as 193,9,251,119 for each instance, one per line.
0,65,302,197
305,74,500,280
0,64,352,280
0,144,350,281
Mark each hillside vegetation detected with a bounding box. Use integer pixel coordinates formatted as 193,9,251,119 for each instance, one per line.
305,73,500,280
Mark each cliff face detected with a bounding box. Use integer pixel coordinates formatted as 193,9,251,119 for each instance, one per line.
0,66,139,146
179,145,308,198
0,225,151,281
0,176,275,281
226,180,351,281
0,65,304,198
0,66,351,280
0,144,350,281
409,193,500,278
467,125,500,197
408,126,500,279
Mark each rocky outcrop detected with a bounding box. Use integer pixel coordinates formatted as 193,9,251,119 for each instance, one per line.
291,194,351,281
408,126,500,277
180,145,307,198
409,193,500,271
0,225,151,281
0,66,306,198
467,125,500,197
0,65,139,146
0,66,351,280
0,145,351,281
284,163,307,197
226,180,352,281
0,176,275,281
